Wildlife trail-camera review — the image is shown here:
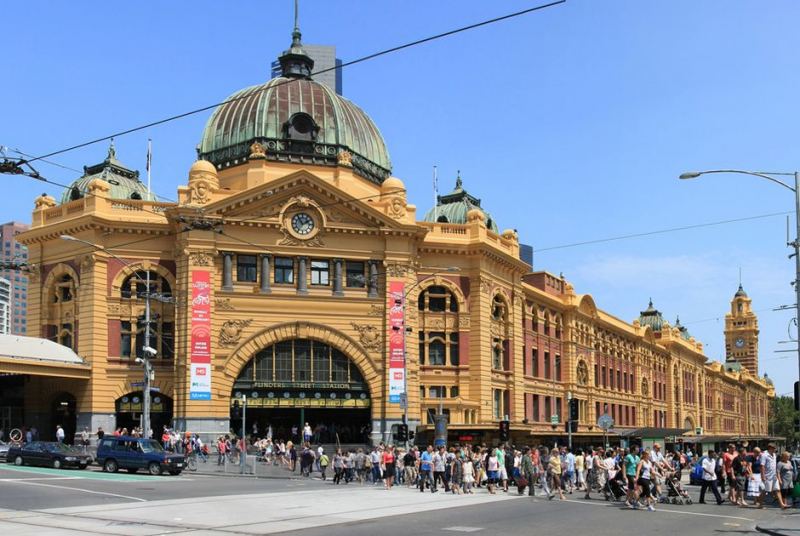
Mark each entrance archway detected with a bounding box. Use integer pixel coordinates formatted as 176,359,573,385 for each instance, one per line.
232,338,371,444
115,392,173,436
52,393,76,444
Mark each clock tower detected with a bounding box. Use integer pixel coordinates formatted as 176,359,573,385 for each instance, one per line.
724,284,760,374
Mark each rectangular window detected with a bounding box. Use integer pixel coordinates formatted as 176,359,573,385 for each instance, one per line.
274,257,294,284
554,354,561,382
450,386,459,398
449,333,460,366
545,397,552,422
310,260,330,286
162,323,174,359
532,348,539,377
345,261,366,287
616,370,621,391
430,386,445,398
294,339,311,381
533,394,540,422
418,332,425,365
313,343,328,382
555,397,562,422
544,352,550,380
428,333,446,366
610,368,615,389
594,364,599,386
120,321,132,358
493,389,502,419
275,341,292,381
236,255,257,282
601,366,607,388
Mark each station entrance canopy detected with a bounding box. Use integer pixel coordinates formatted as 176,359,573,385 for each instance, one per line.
0,335,90,379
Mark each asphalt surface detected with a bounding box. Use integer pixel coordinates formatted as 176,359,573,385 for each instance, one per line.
0,463,796,535
0,463,319,510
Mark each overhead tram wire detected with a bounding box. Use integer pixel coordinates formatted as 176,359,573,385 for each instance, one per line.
533,210,794,253
19,1,566,165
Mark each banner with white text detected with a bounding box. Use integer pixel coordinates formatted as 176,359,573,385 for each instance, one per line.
190,270,212,400
388,281,405,404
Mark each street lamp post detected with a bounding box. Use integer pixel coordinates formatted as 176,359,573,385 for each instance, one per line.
60,234,171,440
396,267,460,449
679,170,800,389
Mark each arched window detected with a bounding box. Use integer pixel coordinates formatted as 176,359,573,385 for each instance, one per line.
490,294,510,371
418,285,458,313
117,270,174,360
45,270,78,351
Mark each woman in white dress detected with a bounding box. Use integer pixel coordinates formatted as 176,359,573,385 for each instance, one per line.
462,454,476,494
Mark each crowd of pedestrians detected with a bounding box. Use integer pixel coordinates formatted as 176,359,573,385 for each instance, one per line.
269,440,797,512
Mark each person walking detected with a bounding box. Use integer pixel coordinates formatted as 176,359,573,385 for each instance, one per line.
757,443,788,509
722,444,738,505
547,448,565,500
333,449,345,484
777,451,795,508
382,445,396,490
418,445,436,493
433,446,447,492
633,450,656,511
462,451,476,494
732,447,749,506
699,450,724,505
623,445,640,507
55,425,65,444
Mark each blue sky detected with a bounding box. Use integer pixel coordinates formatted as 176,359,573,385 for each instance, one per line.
2,1,799,395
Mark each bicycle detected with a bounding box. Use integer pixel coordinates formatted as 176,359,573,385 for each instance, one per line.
185,450,198,472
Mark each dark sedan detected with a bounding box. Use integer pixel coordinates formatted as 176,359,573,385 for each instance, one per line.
7,441,92,469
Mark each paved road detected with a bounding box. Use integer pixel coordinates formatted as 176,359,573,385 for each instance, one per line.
0,463,795,535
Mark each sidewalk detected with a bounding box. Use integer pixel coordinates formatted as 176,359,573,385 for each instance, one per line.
192,456,322,479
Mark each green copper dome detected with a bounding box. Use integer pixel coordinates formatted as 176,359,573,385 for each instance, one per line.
198,27,391,184
674,316,692,341
423,176,499,233
638,299,666,332
61,143,155,204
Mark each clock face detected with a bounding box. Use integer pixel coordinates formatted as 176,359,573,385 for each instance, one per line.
735,338,745,348
291,213,315,235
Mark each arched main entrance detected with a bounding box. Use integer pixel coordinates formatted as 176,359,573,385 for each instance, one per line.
115,392,173,436
232,338,371,443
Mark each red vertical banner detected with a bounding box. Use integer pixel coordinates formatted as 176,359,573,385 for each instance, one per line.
190,270,212,400
388,281,405,404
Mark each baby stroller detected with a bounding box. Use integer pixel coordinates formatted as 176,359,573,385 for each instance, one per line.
660,473,692,505
604,469,627,502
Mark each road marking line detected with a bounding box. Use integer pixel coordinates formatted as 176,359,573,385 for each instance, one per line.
443,527,484,532
560,499,754,522
0,477,81,482
3,480,147,502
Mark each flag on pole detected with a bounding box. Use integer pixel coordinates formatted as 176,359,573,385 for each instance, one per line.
146,139,152,194
433,165,439,223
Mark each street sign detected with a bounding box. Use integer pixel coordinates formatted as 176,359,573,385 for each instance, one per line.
399,392,408,410
597,414,614,431
694,427,703,435
550,414,559,425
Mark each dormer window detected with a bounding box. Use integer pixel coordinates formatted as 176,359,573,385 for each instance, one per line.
130,192,142,200
283,112,319,141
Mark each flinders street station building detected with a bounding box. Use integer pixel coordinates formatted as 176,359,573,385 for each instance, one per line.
2,28,774,449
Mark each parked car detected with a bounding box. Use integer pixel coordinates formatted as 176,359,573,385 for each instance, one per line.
96,436,185,475
0,441,10,461
7,441,92,469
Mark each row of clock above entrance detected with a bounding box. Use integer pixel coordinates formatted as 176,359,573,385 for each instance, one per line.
219,253,382,296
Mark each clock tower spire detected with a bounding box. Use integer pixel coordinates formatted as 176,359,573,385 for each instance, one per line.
724,284,760,374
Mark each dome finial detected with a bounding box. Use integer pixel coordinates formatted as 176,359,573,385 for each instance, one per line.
277,0,314,79
292,0,302,47
455,170,462,189
108,138,116,160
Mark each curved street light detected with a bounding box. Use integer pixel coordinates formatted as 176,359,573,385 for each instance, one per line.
678,169,800,392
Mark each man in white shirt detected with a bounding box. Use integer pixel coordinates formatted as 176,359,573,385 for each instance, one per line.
699,450,723,505
757,443,788,509
55,425,65,444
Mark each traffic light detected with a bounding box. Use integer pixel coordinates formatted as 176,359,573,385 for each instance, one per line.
499,420,510,442
396,424,408,442
408,430,415,441
794,381,799,412
569,398,579,422
232,400,241,419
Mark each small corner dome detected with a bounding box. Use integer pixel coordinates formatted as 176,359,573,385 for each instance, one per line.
190,159,217,174
381,176,405,193
423,175,498,232
61,143,155,204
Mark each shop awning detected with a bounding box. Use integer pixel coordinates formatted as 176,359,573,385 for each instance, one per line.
0,334,90,379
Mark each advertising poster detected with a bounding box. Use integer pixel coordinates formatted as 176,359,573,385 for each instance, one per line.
190,270,212,400
388,281,405,404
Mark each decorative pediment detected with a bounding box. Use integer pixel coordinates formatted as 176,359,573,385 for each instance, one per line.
198,170,418,234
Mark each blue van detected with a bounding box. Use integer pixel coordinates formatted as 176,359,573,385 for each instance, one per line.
96,436,185,475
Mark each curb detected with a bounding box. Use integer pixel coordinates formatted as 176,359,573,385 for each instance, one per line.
756,525,796,536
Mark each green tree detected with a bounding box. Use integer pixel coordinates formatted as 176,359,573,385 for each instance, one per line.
769,395,799,450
